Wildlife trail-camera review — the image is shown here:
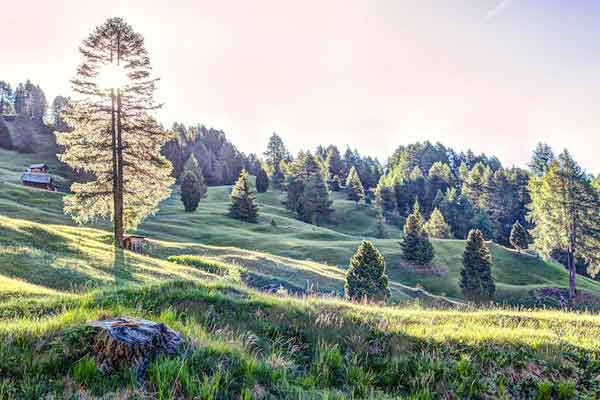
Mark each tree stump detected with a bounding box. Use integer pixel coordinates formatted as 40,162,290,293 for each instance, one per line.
89,317,185,376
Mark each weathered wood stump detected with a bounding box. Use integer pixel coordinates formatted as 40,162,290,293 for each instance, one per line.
89,317,184,376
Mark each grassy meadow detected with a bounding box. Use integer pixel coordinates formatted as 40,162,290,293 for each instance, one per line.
3,148,600,397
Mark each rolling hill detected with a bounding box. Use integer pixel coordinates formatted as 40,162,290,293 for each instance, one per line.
3,147,600,398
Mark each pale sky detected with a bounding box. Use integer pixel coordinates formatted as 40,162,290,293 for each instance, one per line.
3,0,600,170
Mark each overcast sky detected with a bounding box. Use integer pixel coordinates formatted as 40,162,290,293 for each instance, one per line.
3,0,600,170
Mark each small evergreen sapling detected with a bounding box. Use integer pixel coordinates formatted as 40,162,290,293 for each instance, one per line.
229,169,259,223
459,229,495,302
509,221,528,252
345,240,390,303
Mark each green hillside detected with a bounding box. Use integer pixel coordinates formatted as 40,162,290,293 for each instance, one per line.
2,148,600,307
3,148,600,398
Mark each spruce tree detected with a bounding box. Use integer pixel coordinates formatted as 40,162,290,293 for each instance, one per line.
460,229,495,302
326,145,344,182
509,221,528,252
256,167,270,193
229,169,259,222
345,241,390,303
180,172,202,212
346,166,365,205
529,142,554,177
528,151,600,299
401,202,434,264
424,208,452,239
58,17,174,246
301,172,333,225
374,210,389,239
375,182,396,215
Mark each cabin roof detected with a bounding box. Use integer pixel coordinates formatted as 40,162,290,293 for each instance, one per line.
29,163,48,169
21,172,53,184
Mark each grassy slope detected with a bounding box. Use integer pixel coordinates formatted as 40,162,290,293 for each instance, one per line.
2,147,600,306
4,149,600,397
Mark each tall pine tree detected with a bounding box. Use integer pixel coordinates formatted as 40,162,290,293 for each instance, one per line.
424,208,452,239
229,169,259,223
301,172,333,225
528,151,600,299
58,18,174,246
460,229,495,302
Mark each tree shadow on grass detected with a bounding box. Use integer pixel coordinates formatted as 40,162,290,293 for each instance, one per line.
111,247,138,287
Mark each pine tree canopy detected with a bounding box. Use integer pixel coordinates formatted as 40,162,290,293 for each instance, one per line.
346,166,365,204
424,208,452,239
229,169,259,223
401,202,434,264
460,229,495,302
301,172,333,225
345,241,390,303
528,151,600,299
509,221,528,252
57,17,174,243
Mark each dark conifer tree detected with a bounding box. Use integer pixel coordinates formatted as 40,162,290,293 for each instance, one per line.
326,145,344,182
301,172,333,225
401,202,434,264
375,182,396,215
509,221,528,252
460,229,495,302
330,175,342,191
256,167,270,193
345,241,390,303
180,172,202,212
229,169,259,222
346,166,365,205
529,142,554,177
374,210,389,239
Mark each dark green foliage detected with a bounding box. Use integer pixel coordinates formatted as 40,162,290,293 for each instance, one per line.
460,229,495,302
345,166,365,205
345,240,390,302
401,203,434,264
375,182,396,214
330,175,341,191
256,167,269,193
373,210,388,239
509,221,528,252
163,123,245,185
284,175,305,215
180,172,204,212
270,165,285,190
529,151,600,299
0,119,12,150
529,142,555,177
470,211,493,241
301,172,333,225
326,145,344,182
229,170,259,223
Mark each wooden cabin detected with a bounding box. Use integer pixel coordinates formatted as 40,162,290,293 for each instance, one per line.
27,163,49,173
124,236,146,254
21,172,56,191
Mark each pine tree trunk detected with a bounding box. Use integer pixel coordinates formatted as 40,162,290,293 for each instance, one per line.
568,248,577,301
115,88,124,247
111,88,123,248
